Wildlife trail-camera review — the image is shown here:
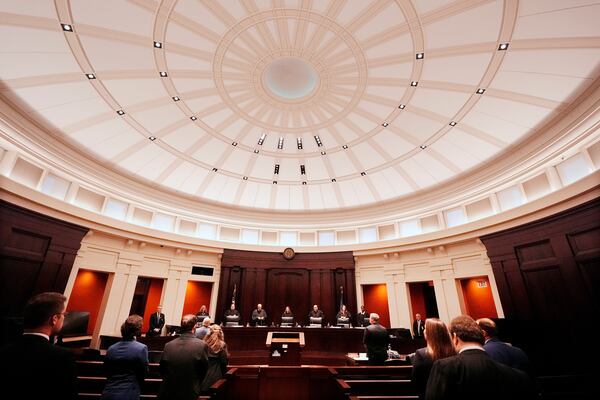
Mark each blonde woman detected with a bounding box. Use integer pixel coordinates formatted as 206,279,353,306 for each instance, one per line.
201,325,229,392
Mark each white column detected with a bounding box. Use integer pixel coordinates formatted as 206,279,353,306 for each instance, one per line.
432,277,449,323
64,182,79,204
385,274,399,328
545,166,563,191
441,270,462,319
484,257,505,318
394,278,412,330
0,150,18,176
208,265,221,319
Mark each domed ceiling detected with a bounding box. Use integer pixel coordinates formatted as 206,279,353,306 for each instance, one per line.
1,0,599,214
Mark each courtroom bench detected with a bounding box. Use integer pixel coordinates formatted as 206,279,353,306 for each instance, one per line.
335,378,416,399
330,366,413,380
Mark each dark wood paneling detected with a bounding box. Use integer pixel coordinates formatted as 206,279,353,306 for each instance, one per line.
481,197,600,374
0,200,88,341
217,250,355,326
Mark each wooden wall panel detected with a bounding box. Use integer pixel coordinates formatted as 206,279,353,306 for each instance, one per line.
217,250,355,326
481,197,600,374
0,200,88,341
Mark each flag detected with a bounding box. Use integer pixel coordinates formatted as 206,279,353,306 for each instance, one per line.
339,286,344,310
231,284,237,306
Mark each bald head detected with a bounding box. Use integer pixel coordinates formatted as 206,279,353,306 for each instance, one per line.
180,314,197,332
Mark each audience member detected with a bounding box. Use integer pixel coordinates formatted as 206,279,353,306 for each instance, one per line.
308,304,324,325
201,325,229,393
158,314,209,400
196,305,210,321
477,317,531,374
102,315,149,400
251,303,267,326
0,292,77,400
363,313,390,365
336,305,352,325
148,305,165,337
356,305,369,327
195,317,211,340
413,313,425,338
425,315,535,400
410,318,455,399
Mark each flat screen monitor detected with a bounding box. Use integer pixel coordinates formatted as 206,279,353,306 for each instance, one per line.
61,311,90,336
309,317,322,325
225,321,240,327
225,315,240,322
281,316,293,323
337,317,349,327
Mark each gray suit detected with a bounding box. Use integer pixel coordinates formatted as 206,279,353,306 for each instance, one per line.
158,332,209,400
363,323,390,365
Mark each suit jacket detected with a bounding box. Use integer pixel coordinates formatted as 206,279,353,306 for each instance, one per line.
102,339,149,400
158,333,209,400
356,311,369,327
149,312,165,335
484,338,531,374
413,319,425,337
200,345,228,392
0,334,77,400
410,347,434,399
363,323,390,365
251,309,267,326
425,348,535,400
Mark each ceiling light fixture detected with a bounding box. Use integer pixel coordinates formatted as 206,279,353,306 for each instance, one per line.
320,151,326,155
254,149,260,154
148,136,156,141
420,145,427,149
449,121,457,126
273,181,278,184
411,81,418,87
342,145,348,149
278,137,284,149
258,133,266,145
212,168,218,172
314,135,323,147
382,122,389,127
300,165,306,175
498,43,509,51
416,52,424,59
302,181,307,185
232,142,237,146
153,41,162,48
159,71,168,77
361,172,366,176
61,23,73,32
297,137,303,149
190,116,197,121
331,178,336,182
274,164,280,174
476,88,486,94
399,104,406,109
86,73,96,79
117,110,125,115
243,176,248,180
172,96,180,101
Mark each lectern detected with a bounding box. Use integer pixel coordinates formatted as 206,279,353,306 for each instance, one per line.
266,331,305,365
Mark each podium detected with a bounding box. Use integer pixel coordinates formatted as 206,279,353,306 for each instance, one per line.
266,331,305,365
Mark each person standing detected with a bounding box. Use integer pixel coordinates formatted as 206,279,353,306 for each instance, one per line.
148,305,165,337
363,313,390,365
413,313,425,338
158,314,209,400
425,315,534,400
356,305,369,327
251,303,268,326
0,292,77,400
102,315,149,400
476,318,531,374
410,318,455,399
201,325,229,393
195,317,211,340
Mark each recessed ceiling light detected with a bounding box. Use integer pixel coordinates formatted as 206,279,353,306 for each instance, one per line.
254,149,260,154
331,178,336,182
86,73,96,79
61,23,72,32
411,81,418,87
476,88,486,94
172,96,180,101
382,122,389,127
342,145,348,149
360,172,366,176
420,145,427,149
148,136,156,141
416,52,424,60
117,110,125,115
243,176,248,180
297,137,303,150
190,116,197,121
231,142,237,146
154,41,162,48
398,104,406,109
274,164,280,174
320,151,326,155
278,137,284,149
302,181,307,185
159,71,168,77
498,43,509,51
314,135,323,147
258,133,266,146
449,121,457,126
300,165,306,175
273,181,278,184
212,167,218,172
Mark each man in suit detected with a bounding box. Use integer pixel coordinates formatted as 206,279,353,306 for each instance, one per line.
363,313,390,365
251,303,267,326
0,292,77,400
425,315,535,400
476,317,531,374
148,305,165,337
356,305,369,327
158,314,209,400
413,313,425,338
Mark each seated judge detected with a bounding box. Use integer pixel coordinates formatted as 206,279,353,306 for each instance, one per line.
148,305,165,337
251,303,267,326
196,305,210,321
336,305,352,326
223,303,240,325
281,306,294,324
356,305,369,327
308,304,324,326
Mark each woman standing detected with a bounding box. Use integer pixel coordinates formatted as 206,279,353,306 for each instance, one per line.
102,315,149,400
201,325,229,393
410,318,455,399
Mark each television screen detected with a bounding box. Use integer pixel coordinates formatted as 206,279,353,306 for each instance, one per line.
61,311,90,336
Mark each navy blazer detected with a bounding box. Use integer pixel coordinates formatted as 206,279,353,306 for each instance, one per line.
0,334,77,400
484,338,531,373
101,339,149,400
